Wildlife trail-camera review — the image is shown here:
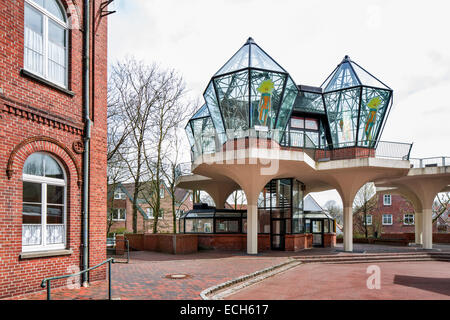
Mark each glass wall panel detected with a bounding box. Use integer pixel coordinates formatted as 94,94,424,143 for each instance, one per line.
215,219,240,233
258,208,270,233
204,81,226,143
185,218,213,233
214,70,249,135
324,87,361,147
250,70,285,130
357,87,391,147
275,76,298,137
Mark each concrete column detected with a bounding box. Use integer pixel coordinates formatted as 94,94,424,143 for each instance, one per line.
343,206,353,252
246,193,258,255
415,211,423,245
422,208,433,249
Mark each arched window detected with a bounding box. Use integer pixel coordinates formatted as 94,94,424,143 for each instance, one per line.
24,0,68,88
22,153,67,252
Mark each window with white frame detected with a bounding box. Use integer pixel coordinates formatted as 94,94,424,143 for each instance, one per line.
403,214,415,225
382,214,393,225
160,186,165,198
147,208,163,219
383,194,392,206
111,208,126,221
24,0,68,88
22,152,66,252
114,190,126,200
365,214,372,226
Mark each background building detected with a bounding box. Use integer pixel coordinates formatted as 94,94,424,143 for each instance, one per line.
0,0,108,299
108,182,193,234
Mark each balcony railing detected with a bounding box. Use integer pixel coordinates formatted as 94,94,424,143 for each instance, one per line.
409,157,450,168
176,131,414,180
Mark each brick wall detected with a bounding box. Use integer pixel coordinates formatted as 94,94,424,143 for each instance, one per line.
0,0,107,299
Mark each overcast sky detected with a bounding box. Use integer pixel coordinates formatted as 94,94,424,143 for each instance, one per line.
108,0,450,207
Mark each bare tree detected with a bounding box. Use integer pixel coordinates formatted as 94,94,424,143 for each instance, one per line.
228,190,246,209
109,57,167,233
324,200,343,225
353,183,377,238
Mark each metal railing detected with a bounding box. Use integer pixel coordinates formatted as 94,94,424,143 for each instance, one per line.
409,157,450,168
177,131,414,178
41,258,114,300
175,162,193,181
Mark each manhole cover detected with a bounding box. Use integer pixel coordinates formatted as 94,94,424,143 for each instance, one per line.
165,274,191,280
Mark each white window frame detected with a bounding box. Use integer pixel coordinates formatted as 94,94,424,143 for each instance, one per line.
365,214,372,226
403,214,415,225
111,208,126,221
382,214,393,225
22,153,67,253
147,208,163,219
160,186,165,198
114,190,126,200
383,194,392,206
24,0,68,88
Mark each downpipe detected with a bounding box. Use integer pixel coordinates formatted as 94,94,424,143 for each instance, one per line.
82,0,91,286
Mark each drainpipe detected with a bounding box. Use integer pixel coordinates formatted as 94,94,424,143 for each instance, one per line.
82,0,91,286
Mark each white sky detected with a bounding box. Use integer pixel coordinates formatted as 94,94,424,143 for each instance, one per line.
108,0,450,207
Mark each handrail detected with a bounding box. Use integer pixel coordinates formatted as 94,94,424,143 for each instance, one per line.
41,257,114,300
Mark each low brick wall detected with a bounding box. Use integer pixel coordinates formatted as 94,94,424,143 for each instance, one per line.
197,234,271,251
323,233,336,247
125,234,198,254
382,232,450,243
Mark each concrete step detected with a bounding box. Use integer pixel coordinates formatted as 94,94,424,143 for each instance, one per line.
293,252,450,264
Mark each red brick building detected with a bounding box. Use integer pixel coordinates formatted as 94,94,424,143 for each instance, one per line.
108,182,193,234
355,193,446,236
0,0,107,299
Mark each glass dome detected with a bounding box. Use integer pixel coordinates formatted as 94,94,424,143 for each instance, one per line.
321,56,392,148
203,38,298,143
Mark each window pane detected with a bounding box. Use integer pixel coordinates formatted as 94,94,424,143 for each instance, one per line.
291,117,304,129
23,153,44,176
215,219,239,233
47,205,63,224
44,155,63,179
305,119,318,130
23,224,42,246
25,4,43,34
23,203,42,224
44,0,65,21
47,224,64,244
31,0,45,7
23,182,41,203
47,185,64,204
24,4,44,75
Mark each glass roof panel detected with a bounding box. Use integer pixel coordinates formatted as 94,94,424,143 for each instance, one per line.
214,45,249,76
293,91,325,114
323,61,360,92
275,76,298,135
192,104,210,119
350,61,390,90
250,44,286,73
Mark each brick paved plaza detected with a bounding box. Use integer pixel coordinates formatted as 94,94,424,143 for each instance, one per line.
9,244,450,300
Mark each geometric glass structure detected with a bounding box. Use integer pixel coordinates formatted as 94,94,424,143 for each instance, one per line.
293,86,325,114
203,38,299,143
185,104,216,156
321,56,393,148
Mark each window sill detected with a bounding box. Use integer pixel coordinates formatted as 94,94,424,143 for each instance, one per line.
20,248,73,260
20,69,75,97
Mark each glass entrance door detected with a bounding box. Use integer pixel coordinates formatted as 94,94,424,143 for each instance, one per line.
271,219,285,250
312,220,323,247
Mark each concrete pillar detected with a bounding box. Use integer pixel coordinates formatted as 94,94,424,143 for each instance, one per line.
343,206,353,252
422,208,433,249
415,211,423,245
246,193,258,255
